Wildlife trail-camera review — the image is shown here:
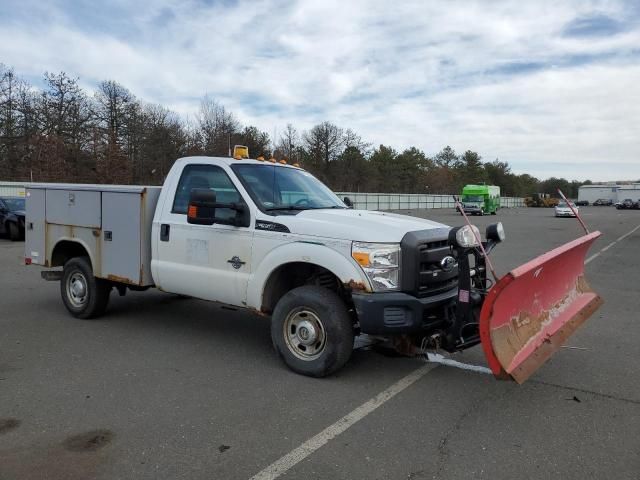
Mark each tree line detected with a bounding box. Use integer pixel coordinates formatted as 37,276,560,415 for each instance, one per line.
1,65,591,197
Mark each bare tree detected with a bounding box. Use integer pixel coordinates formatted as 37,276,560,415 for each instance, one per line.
276,123,299,162
303,121,345,177
196,96,239,156
94,80,135,143
0,65,28,178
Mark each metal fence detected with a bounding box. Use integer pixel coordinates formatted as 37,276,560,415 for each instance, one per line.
336,192,525,211
0,181,525,210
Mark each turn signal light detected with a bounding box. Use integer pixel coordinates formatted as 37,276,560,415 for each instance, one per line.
352,252,370,267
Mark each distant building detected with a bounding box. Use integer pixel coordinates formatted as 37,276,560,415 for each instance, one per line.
617,184,640,202
578,183,640,203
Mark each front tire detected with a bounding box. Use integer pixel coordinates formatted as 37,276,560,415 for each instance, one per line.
271,286,354,377
61,257,111,319
8,222,21,241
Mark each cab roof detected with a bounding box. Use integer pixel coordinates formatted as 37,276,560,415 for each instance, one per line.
176,156,298,169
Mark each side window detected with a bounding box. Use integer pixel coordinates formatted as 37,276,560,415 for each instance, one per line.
172,164,244,222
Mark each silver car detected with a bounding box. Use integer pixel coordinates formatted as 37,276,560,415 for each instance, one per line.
555,201,578,217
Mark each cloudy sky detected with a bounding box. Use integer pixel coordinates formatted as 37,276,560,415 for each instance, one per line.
1,0,639,181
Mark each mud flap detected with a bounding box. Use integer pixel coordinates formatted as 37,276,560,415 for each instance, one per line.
479,231,603,384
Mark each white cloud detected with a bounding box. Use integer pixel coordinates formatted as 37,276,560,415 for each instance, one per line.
0,0,638,180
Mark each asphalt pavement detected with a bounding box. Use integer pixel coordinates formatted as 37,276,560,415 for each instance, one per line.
0,206,638,479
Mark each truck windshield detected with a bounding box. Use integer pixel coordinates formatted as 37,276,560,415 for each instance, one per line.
463,195,483,202
232,164,346,213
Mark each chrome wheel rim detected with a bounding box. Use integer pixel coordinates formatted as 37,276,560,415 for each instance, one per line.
67,272,88,308
283,308,327,361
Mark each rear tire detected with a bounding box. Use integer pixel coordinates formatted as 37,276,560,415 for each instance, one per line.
8,222,20,241
61,257,111,319
271,285,354,377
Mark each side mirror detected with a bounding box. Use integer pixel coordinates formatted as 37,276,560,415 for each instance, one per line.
343,196,353,208
187,188,216,225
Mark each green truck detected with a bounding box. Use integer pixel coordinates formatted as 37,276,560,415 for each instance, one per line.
459,184,500,215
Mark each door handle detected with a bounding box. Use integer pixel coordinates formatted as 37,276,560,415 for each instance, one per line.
160,224,170,242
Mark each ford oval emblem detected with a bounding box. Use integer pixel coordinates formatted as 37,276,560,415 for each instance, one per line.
440,255,456,272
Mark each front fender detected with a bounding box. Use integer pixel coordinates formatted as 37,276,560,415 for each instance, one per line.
246,241,371,310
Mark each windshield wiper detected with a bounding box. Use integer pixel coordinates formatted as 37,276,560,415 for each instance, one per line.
265,205,346,211
265,205,310,211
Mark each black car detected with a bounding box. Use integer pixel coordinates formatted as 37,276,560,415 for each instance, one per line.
575,200,589,206
616,198,635,210
593,198,613,206
0,196,26,241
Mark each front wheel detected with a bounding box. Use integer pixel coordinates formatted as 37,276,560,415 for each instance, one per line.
271,286,354,377
61,257,111,319
8,222,21,241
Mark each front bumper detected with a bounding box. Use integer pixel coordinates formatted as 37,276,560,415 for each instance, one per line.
462,207,482,214
352,289,458,335
555,211,576,217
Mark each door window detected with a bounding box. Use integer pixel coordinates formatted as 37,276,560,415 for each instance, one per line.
172,164,244,222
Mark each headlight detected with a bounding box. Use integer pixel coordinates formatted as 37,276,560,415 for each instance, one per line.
351,242,401,291
448,225,481,248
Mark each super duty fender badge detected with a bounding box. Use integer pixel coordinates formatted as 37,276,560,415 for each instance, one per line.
227,256,246,269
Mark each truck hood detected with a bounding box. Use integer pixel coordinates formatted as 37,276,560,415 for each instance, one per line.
272,209,450,242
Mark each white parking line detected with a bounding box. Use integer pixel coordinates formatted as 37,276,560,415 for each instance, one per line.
249,222,640,480
425,352,492,375
248,363,437,480
586,223,640,265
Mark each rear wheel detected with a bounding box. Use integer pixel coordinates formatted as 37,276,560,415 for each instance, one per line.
271,286,354,377
8,222,20,241
61,257,111,319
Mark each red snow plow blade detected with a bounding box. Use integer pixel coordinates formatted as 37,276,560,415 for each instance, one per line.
479,231,603,384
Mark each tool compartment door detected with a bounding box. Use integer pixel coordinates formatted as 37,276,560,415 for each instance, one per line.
101,192,143,285
25,188,46,265
46,189,101,228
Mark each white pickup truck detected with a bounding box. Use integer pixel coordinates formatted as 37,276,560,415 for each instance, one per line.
25,152,601,382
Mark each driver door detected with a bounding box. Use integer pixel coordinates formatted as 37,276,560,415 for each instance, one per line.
155,164,254,306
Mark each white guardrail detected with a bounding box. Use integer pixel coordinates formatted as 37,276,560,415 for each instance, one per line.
336,192,525,210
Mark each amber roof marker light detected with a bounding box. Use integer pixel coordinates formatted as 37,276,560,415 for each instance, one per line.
233,145,249,160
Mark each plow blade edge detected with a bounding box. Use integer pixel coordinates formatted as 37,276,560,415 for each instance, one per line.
479,231,603,384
